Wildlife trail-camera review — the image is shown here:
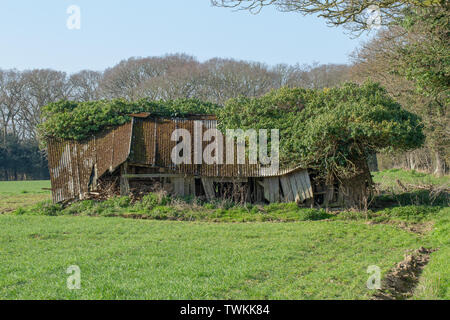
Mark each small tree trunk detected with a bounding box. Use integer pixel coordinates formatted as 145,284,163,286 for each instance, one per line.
434,150,444,177
410,153,417,170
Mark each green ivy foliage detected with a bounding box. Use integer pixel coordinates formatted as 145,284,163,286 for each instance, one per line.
39,98,220,141
217,81,425,178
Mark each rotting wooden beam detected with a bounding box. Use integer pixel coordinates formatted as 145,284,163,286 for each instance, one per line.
263,177,279,203
271,177,280,202
212,177,248,183
280,176,294,202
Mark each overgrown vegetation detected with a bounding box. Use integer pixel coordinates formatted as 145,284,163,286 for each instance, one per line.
13,196,333,223
219,82,424,182
39,98,220,141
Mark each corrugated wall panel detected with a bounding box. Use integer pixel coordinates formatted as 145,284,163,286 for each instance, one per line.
48,123,133,203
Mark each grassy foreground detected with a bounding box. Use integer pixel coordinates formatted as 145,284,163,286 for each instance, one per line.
0,215,425,299
0,169,448,299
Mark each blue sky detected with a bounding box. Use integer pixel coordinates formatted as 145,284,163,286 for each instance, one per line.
0,0,370,73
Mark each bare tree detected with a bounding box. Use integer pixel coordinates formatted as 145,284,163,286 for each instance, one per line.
0,70,25,144
211,0,441,34
19,69,71,140
69,70,103,101
98,54,197,100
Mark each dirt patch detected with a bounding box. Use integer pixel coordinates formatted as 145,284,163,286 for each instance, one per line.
373,247,437,300
366,220,434,235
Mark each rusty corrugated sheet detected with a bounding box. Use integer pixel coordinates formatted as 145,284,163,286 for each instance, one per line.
129,116,294,178
47,122,133,203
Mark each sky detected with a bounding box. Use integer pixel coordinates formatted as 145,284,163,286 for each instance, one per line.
0,0,371,73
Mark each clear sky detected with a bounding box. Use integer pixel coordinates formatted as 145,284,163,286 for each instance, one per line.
0,0,370,73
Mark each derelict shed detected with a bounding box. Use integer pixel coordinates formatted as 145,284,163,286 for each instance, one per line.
47,113,313,204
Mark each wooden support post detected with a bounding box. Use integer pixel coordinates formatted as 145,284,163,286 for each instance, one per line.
201,178,215,201
173,177,185,197
184,177,195,196
120,162,130,196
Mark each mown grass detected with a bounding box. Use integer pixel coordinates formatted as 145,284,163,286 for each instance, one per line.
0,215,426,299
0,180,51,214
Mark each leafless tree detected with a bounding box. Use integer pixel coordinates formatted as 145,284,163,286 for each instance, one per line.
0,70,25,144
69,70,103,101
19,69,71,140
211,0,440,35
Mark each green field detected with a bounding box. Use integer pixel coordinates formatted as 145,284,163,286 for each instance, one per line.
0,170,448,300
0,180,50,214
372,169,450,191
0,215,427,299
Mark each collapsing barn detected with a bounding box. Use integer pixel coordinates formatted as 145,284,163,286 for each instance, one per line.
47,113,313,204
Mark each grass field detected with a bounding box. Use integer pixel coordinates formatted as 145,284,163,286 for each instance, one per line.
0,215,426,299
0,180,50,214
0,170,448,300
372,168,450,191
